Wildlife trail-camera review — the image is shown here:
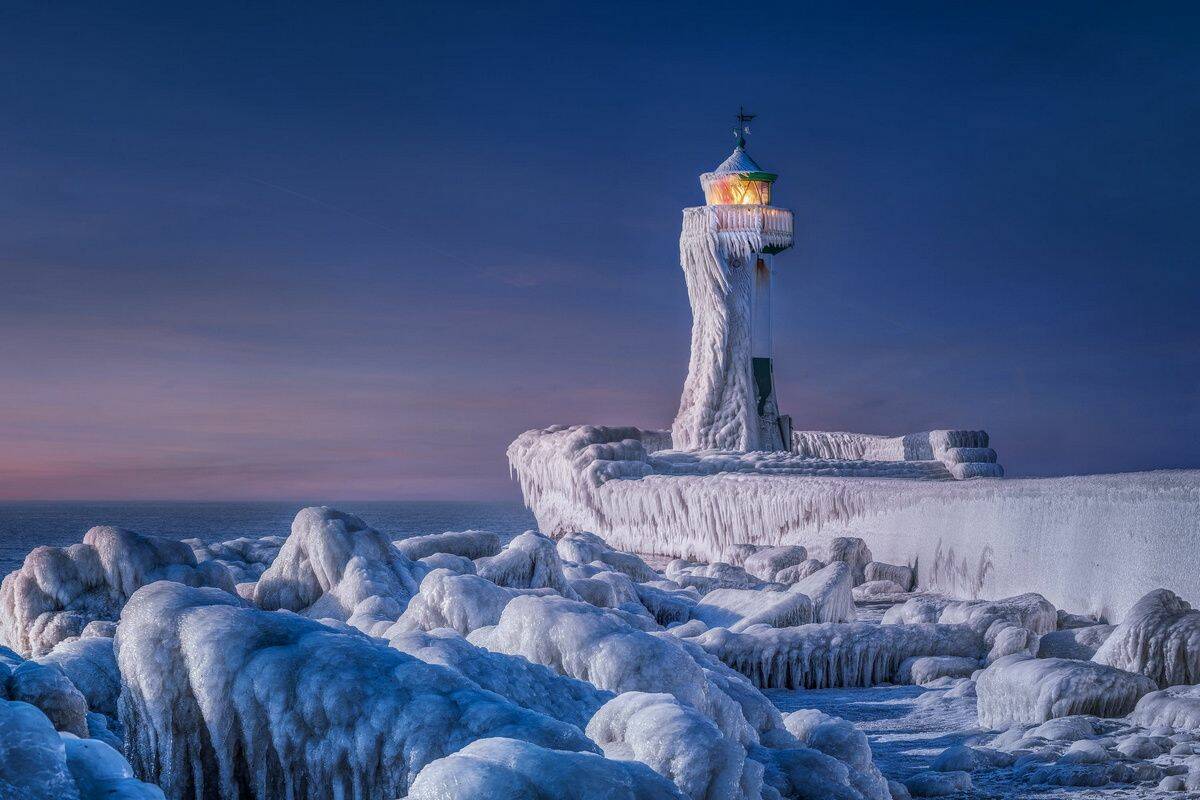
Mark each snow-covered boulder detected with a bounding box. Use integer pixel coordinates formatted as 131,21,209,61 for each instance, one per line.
742,546,808,582
387,628,611,730
666,560,760,592
1130,685,1200,733
853,580,908,600
722,543,761,567
774,559,826,584
783,709,890,800
0,526,235,657
826,537,873,586
6,659,90,737
395,529,501,561
789,562,854,624
117,582,595,800
587,692,760,800
386,569,554,635
556,531,658,582
406,737,686,800
937,592,1058,637
416,552,476,574
688,587,813,632
185,535,285,584
476,531,579,597
904,770,972,797
975,654,1157,729
252,507,423,635
1092,588,1200,688
896,656,980,686
1037,624,1115,660
863,561,914,591
688,622,983,690
36,637,118,718
632,582,698,627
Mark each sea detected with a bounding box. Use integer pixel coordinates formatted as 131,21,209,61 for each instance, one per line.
0,501,537,575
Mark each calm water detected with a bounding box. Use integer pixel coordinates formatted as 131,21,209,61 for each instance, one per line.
0,501,537,575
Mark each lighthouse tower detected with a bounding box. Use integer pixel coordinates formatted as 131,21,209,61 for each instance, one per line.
672,111,794,452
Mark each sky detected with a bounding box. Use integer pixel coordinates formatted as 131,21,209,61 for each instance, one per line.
1,2,1197,501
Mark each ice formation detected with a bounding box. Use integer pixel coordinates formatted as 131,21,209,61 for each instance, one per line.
975,654,1157,728
782,709,890,800
0,526,234,657
788,563,854,624
742,546,807,583
689,587,813,632
1092,588,1200,687
394,529,501,561
36,637,118,718
387,568,555,636
1131,684,1200,733
475,531,580,598
687,622,982,689
774,560,825,584
556,531,658,582
184,535,285,584
5,657,89,737
405,737,686,800
116,582,594,800
863,561,914,591
252,506,424,635
1036,624,1114,660
895,655,980,686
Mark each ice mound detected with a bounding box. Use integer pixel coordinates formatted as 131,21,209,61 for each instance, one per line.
0,526,235,657
185,535,285,584
633,582,698,627
774,559,825,584
934,592,1057,636
5,656,89,736
788,562,854,624
666,560,761,592
782,709,890,800
395,529,501,561
406,736,685,799
1037,624,1115,660
117,582,594,800
587,691,760,800
389,568,555,635
36,637,118,718
824,537,873,586
689,587,813,632
557,531,658,582
1092,588,1200,687
852,580,908,600
416,552,476,574
476,531,579,597
863,561,914,591
896,656,980,686
387,628,611,730
742,546,808,582
688,622,983,689
1131,685,1200,734
975,654,1157,728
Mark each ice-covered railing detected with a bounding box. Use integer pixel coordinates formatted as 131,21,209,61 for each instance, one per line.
681,204,794,253
792,430,1003,479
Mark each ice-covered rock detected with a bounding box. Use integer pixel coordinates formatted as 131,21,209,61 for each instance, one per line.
7,659,89,737
0,526,235,657
406,737,686,800
687,622,983,689
896,656,980,686
633,582,698,627
863,561,914,591
782,709,890,800
1131,685,1200,733
666,560,760,592
36,637,118,718
185,535,285,584
975,654,1157,728
395,529,501,561
1092,588,1200,688
852,580,907,600
742,546,807,582
556,531,658,582
774,559,826,584
904,770,972,797
117,582,595,800
722,544,761,567
386,569,555,635
476,531,579,598
417,552,476,574
252,507,423,635
688,587,813,632
1037,624,1115,660
387,628,611,730
587,692,759,800
985,624,1040,662
937,592,1057,637
789,562,854,624
825,537,873,585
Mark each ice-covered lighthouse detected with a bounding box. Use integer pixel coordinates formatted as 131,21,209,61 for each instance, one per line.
672,110,795,452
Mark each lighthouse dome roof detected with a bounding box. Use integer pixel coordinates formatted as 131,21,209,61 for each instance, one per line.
710,145,763,174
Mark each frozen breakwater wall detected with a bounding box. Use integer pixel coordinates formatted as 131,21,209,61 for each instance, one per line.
509,425,1200,621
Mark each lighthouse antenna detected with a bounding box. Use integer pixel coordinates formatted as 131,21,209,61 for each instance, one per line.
734,106,756,148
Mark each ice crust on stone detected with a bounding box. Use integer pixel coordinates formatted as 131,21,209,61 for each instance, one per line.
742,546,808,583
774,560,825,584
0,526,235,657
117,582,595,800
406,737,687,800
1131,684,1200,733
388,568,555,635
416,552,476,574
1092,588,1200,687
863,561,914,591
822,538,873,586
184,535,285,584
395,529,501,561
782,709,890,800
689,587,813,632
557,531,659,582
476,531,580,598
896,656,980,686
975,653,1157,729
36,636,118,718
252,506,424,636
1037,624,1115,660
788,563,854,624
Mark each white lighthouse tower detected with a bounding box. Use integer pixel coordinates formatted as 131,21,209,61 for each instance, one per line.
672,111,794,452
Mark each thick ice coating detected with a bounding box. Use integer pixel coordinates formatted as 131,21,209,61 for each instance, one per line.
557,531,658,582
388,568,555,635
395,529,501,561
476,531,580,598
252,506,423,635
783,709,890,800
1092,588,1200,687
689,587,813,632
975,654,1157,728
36,636,119,718
0,526,235,656
185,535,285,584
788,563,854,624
406,737,687,800
116,582,594,800
742,546,808,583
1130,684,1200,733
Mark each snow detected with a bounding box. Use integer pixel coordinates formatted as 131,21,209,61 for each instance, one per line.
394,529,501,561
116,581,595,800
0,526,235,657
252,506,424,636
788,562,855,624
405,737,687,800
688,587,813,631
1092,588,1200,687
974,654,1157,728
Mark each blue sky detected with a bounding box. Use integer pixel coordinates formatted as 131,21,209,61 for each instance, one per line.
1,1,1197,499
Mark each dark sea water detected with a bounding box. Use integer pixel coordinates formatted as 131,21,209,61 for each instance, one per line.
0,501,537,575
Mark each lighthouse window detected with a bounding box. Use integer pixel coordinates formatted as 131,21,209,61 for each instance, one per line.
704,175,771,206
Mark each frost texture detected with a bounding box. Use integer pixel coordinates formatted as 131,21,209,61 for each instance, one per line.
184,535,285,584
1130,684,1200,733
788,563,854,624
975,654,1157,729
116,582,594,800
783,709,890,800
36,636,118,718
686,622,983,690
476,531,579,598
689,587,813,632
387,568,554,636
1037,625,1115,660
0,526,234,657
1092,588,1200,687
557,531,658,582
406,737,686,800
252,506,423,635
395,529,501,561
742,546,807,582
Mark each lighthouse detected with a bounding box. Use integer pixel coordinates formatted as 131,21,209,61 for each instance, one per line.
672,111,795,452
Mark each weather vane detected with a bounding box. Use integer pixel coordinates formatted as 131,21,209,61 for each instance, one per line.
733,106,756,148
